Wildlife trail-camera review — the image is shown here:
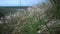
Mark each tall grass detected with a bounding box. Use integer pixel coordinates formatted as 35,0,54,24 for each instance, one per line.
0,0,60,34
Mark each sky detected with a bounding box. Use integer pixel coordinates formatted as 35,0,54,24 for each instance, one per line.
0,0,46,6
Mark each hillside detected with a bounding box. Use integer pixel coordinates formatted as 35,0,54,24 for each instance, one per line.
0,6,30,16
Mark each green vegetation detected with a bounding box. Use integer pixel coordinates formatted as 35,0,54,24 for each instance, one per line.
0,0,60,34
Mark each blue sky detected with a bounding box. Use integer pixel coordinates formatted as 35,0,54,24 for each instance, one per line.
0,0,46,6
